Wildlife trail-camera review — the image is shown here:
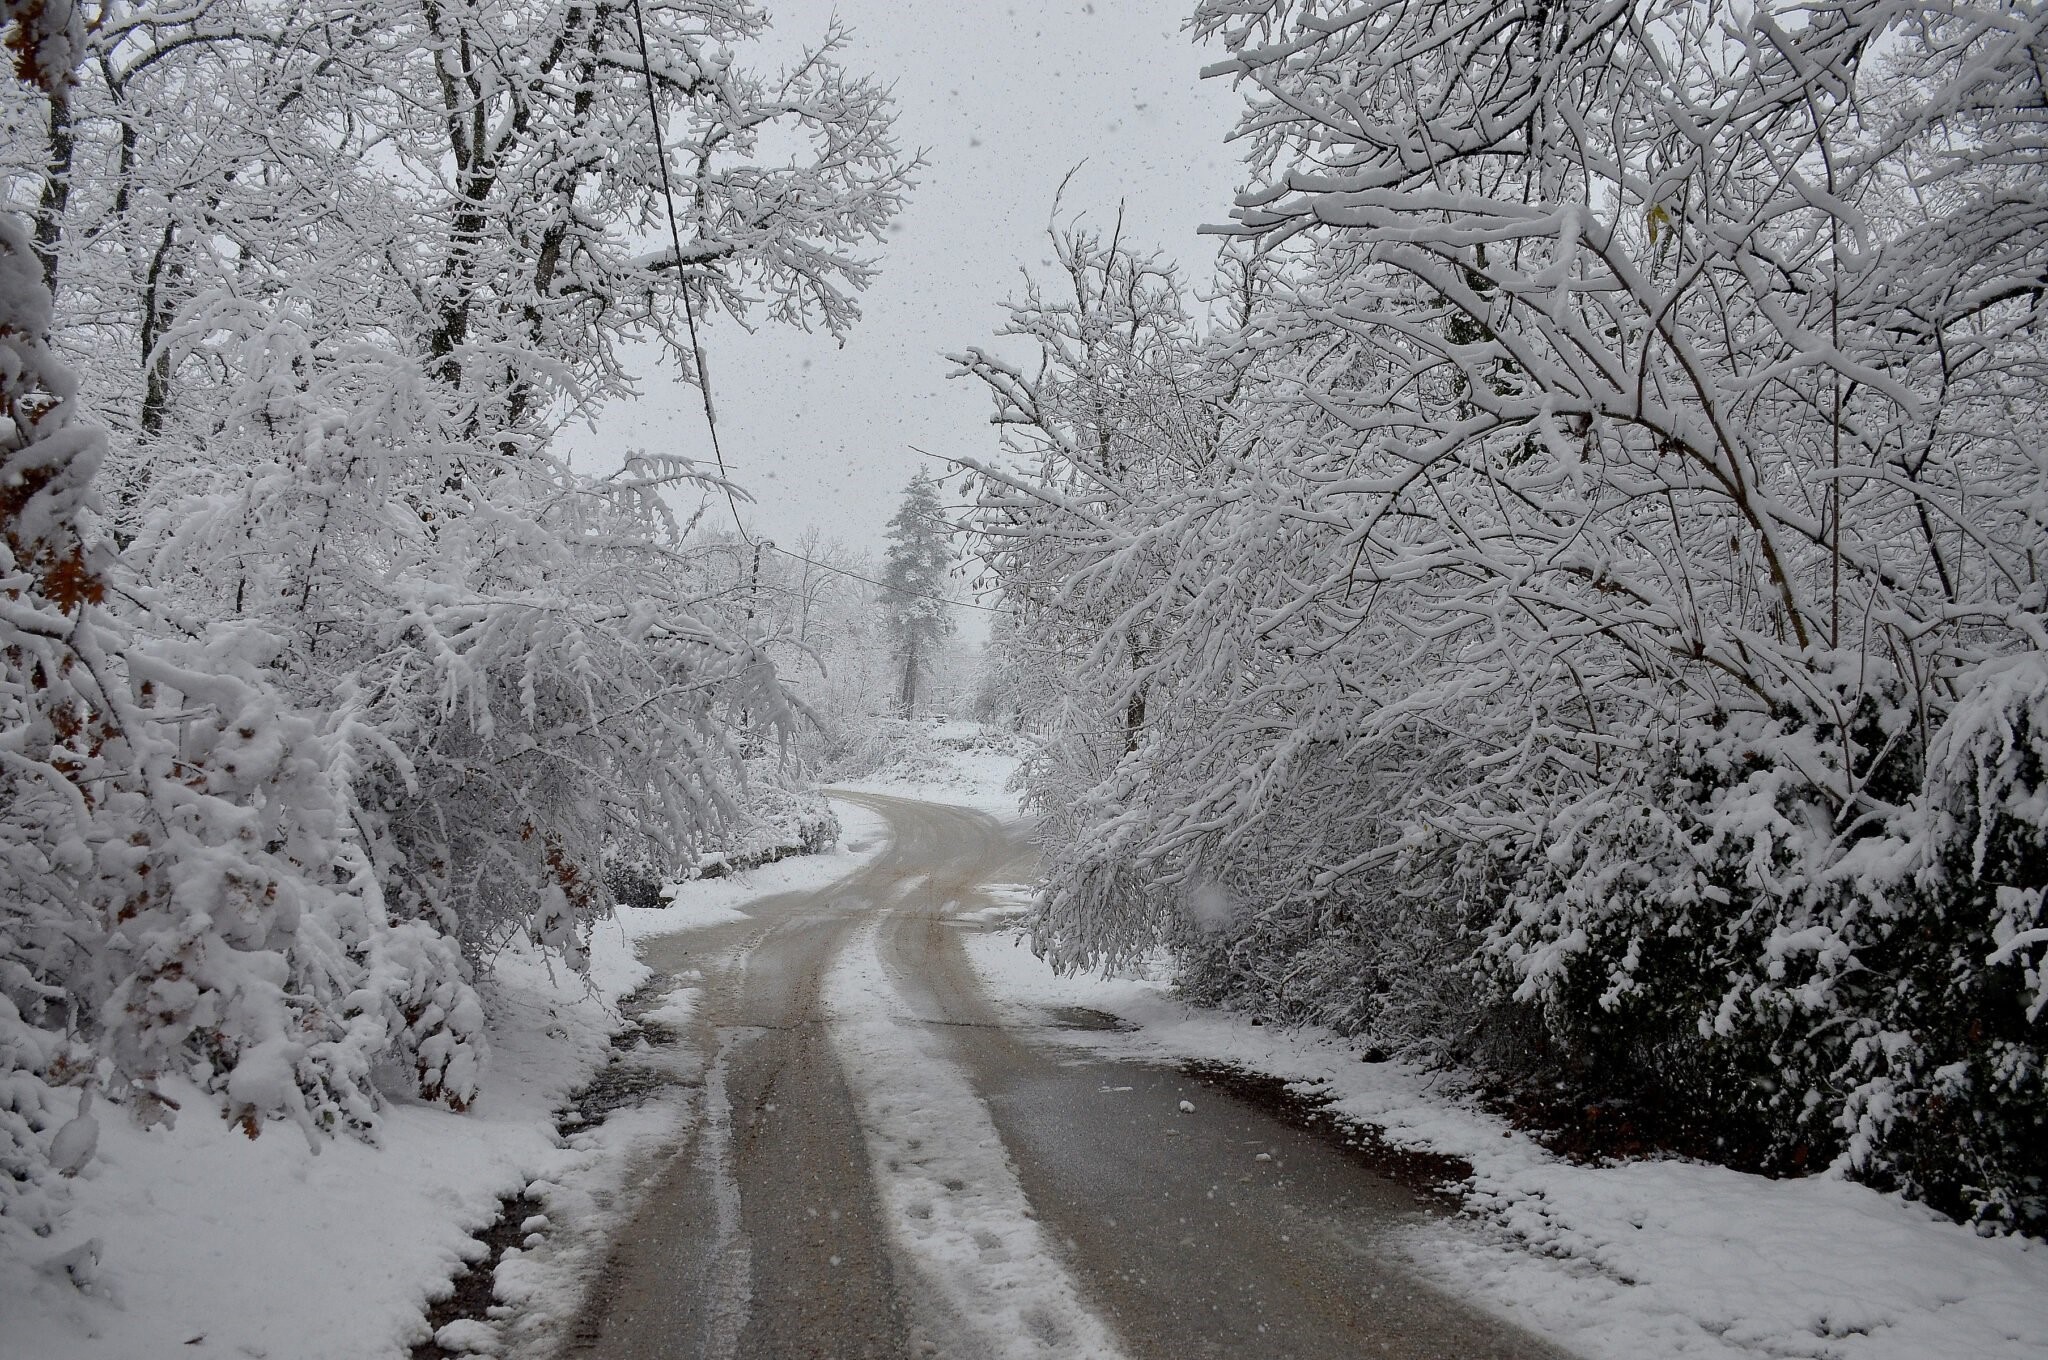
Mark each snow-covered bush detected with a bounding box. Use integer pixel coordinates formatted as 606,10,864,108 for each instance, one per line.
686,780,841,880
815,716,957,783
1844,657,2048,1231
1,200,112,1241
1487,703,1915,1170
1495,659,2048,1228
0,217,484,1253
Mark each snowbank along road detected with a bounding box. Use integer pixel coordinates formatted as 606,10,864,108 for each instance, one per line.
565,793,1569,1359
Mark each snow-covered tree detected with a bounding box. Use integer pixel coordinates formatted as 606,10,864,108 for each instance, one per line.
878,473,957,716
960,0,2048,1232
0,9,484,1247
1,0,910,1226
3,0,913,954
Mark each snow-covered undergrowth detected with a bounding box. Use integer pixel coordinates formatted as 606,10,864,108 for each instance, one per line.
961,928,2048,1360
611,799,890,935
609,778,842,902
0,802,885,1360
0,929,653,1360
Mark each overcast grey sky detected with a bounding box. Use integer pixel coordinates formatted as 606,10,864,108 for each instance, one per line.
562,0,1245,573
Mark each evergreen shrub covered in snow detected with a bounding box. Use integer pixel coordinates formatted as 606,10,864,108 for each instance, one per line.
1495,665,2048,1227
1859,658,2048,1229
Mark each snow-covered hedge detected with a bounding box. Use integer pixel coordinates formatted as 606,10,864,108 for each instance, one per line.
1493,662,2048,1229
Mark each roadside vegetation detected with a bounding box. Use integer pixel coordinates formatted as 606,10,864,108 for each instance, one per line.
960,0,2048,1235
0,0,912,1241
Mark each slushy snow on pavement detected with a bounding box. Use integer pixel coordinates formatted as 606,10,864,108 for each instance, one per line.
826,919,1131,1360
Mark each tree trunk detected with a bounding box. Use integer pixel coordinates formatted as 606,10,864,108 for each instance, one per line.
35,83,71,299
899,635,920,717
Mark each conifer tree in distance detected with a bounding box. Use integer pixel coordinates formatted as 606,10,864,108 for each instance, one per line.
880,474,956,716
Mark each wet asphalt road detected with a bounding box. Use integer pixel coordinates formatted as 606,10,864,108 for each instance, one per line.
564,793,1570,1360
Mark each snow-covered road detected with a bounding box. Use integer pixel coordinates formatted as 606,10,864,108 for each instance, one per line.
566,792,1561,1360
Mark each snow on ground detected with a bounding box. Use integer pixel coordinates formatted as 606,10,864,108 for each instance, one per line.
825,920,1130,1360
829,719,1027,815
0,799,887,1360
0,931,655,1360
603,797,892,942
961,924,2048,1360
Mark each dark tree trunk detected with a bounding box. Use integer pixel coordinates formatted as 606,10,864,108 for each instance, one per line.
35,84,72,299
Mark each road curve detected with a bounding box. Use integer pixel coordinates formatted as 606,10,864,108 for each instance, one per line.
563,792,1569,1360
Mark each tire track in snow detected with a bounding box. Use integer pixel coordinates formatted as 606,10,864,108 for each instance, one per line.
695,1027,755,1360
827,919,1131,1360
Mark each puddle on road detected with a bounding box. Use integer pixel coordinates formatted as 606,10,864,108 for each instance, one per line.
1044,1005,1140,1033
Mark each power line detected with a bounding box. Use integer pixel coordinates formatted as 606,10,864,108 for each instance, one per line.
629,0,749,546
